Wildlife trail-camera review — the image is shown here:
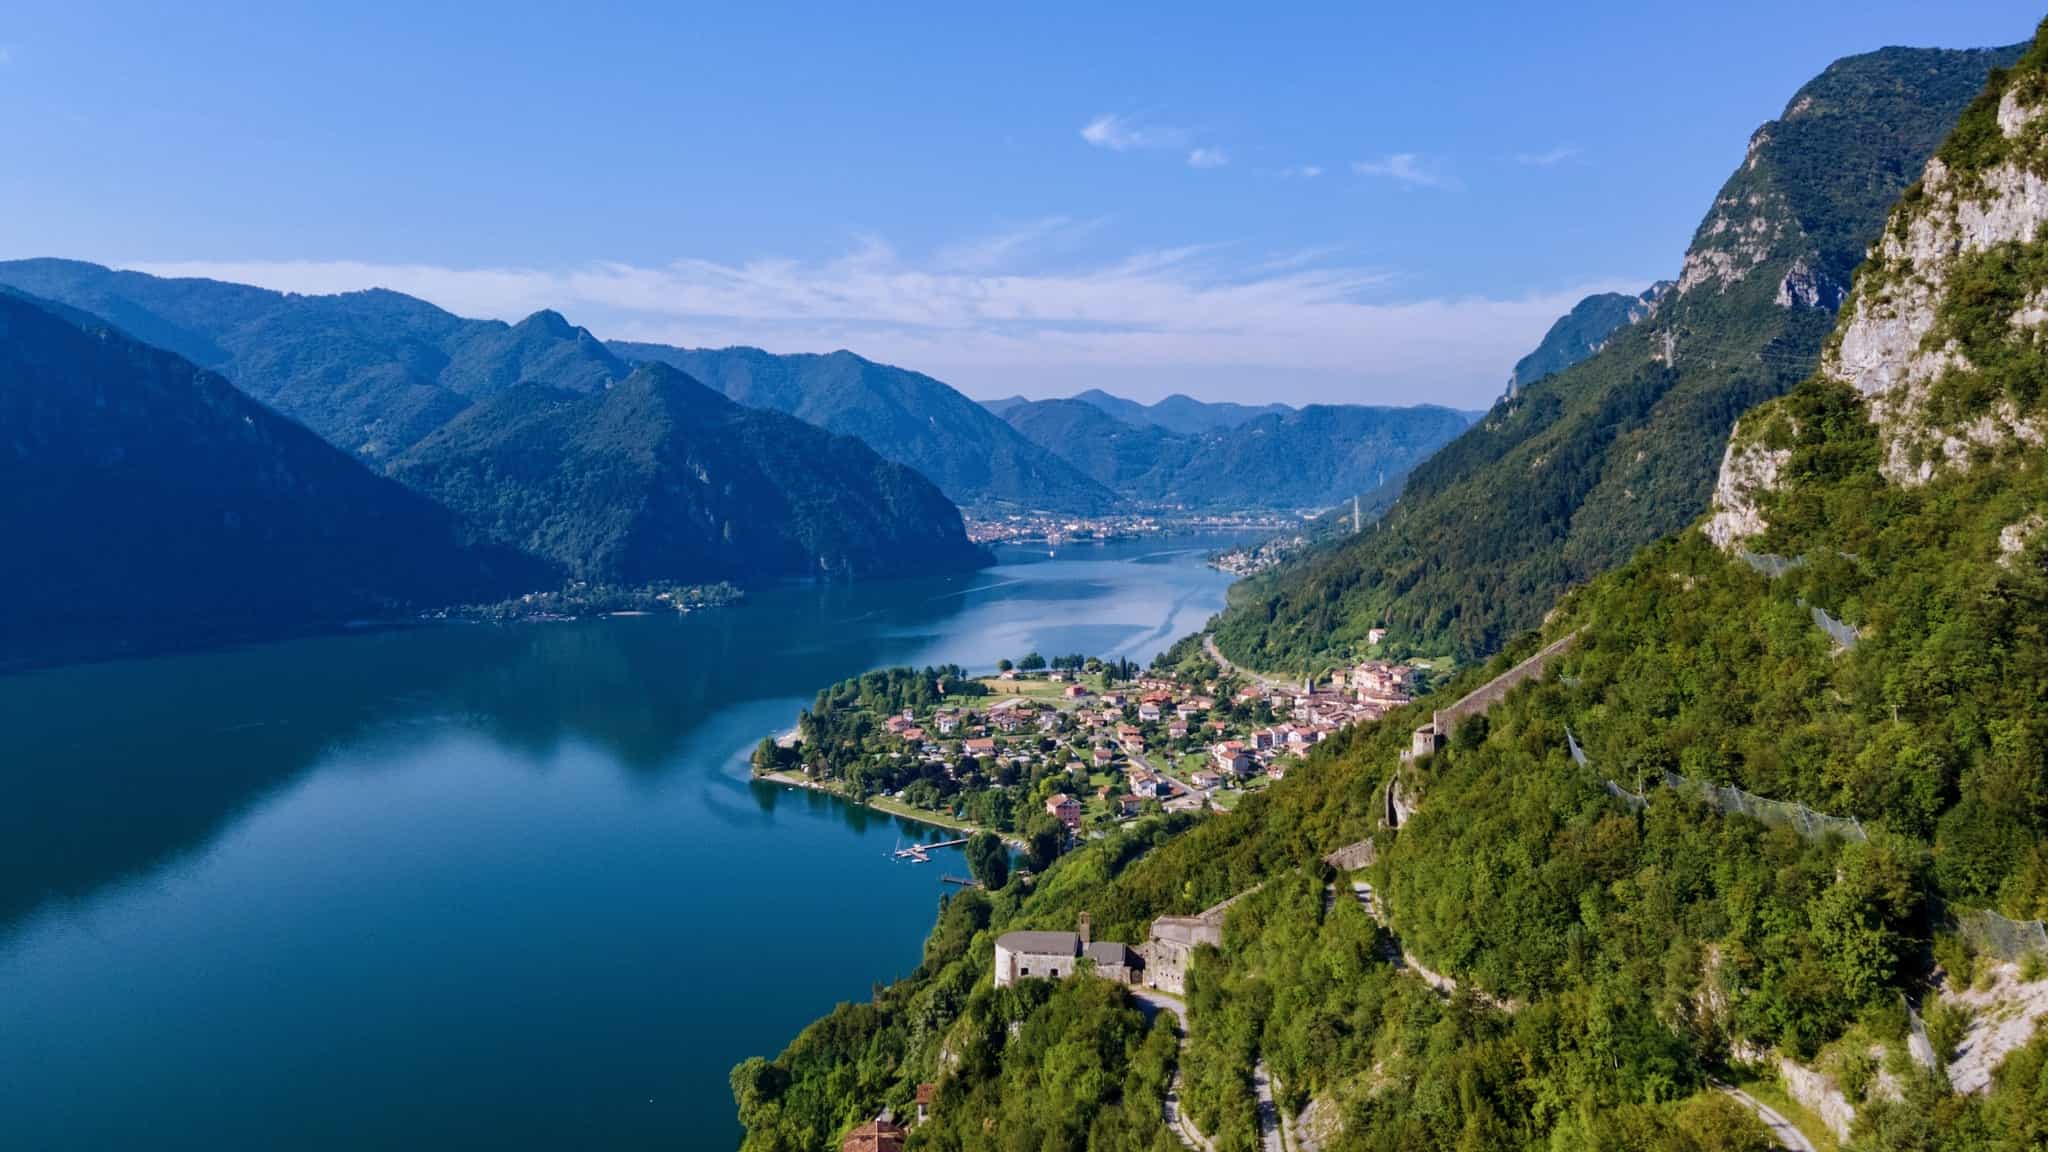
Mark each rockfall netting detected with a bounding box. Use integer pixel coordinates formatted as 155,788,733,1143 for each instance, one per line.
1574,727,1866,841
1956,908,2048,963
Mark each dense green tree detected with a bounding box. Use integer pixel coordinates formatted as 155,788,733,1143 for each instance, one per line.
1023,814,1066,873
965,832,1009,890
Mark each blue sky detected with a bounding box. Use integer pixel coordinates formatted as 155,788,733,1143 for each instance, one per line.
1,1,2040,407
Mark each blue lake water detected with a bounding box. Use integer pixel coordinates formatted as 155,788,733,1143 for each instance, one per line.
0,535,1247,1151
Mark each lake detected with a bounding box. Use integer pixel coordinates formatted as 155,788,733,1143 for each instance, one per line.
0,535,1247,1151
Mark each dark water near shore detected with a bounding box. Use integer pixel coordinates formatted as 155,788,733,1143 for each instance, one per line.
0,536,1246,1151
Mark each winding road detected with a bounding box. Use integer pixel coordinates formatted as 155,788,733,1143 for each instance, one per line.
1133,985,1289,1152
1132,988,1215,1152
1713,1082,1818,1152
1203,634,1285,688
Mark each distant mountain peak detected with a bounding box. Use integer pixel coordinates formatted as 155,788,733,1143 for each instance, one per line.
514,308,579,337
606,341,1116,513
1504,282,1669,397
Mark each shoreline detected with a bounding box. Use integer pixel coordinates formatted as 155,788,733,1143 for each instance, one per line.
754,768,1029,850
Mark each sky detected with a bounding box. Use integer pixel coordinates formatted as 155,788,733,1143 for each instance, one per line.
1,1,2041,408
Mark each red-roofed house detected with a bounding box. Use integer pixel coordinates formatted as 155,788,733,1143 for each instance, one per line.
1046,793,1082,829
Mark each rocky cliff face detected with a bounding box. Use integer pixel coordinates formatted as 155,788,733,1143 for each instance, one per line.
1710,41,2048,546
1672,137,1809,301
1702,434,1790,550
1825,86,2048,485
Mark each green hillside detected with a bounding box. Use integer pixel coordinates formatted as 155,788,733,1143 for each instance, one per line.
733,28,2048,1152
1505,283,1667,395
0,291,540,669
392,363,988,584
1212,41,2022,668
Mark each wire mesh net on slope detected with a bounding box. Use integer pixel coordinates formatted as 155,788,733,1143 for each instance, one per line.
1956,908,2048,963
1811,605,1861,650
1662,771,1868,842
1737,551,1807,579
1572,726,1865,841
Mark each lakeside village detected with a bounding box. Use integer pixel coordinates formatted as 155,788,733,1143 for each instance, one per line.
428,580,744,623
750,638,1429,873
963,509,1299,547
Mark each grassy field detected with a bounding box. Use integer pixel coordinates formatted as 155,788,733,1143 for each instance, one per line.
972,672,1120,703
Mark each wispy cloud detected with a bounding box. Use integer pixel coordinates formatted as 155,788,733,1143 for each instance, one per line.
128,238,1642,407
1515,145,1580,167
1081,111,1231,171
1278,165,1323,180
931,216,1100,271
0,45,15,67
1080,113,1186,153
1352,154,1446,188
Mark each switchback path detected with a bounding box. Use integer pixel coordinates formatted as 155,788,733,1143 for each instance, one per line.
1253,1059,1284,1152
1132,988,1214,1152
1337,881,1519,1009
1714,1082,1819,1152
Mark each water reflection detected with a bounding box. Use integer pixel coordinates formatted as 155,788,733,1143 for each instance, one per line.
0,534,1253,1152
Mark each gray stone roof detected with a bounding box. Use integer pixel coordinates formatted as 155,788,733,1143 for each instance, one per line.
996,930,1079,956
1085,941,1139,967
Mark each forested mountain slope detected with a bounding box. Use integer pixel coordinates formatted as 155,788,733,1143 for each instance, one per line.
1212,41,2022,667
1504,282,1668,396
608,343,1116,513
997,395,1472,511
734,28,2048,1152
391,363,987,584
0,291,539,669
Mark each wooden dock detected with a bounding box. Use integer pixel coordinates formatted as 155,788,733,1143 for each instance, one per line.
892,836,969,861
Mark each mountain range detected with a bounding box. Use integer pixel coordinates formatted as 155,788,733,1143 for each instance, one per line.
608,343,1115,512
391,363,987,584
0,261,1113,515
1212,40,2024,667
0,290,542,669
994,395,1473,511
0,273,996,664
985,389,1297,435
0,260,632,458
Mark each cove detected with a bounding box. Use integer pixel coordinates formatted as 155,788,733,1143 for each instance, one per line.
0,535,1247,1151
